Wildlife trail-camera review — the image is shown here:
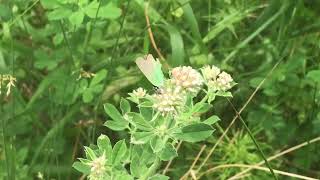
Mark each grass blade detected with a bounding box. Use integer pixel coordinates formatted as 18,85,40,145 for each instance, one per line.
161,24,185,66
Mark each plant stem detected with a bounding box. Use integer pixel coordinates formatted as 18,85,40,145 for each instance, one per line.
238,117,278,180
227,99,278,180
141,157,161,180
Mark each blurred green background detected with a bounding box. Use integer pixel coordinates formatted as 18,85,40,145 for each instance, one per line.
0,0,320,179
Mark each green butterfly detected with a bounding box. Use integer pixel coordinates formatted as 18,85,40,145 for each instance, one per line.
135,54,165,87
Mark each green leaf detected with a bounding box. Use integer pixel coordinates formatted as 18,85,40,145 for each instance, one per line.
91,69,107,86
130,112,153,131
34,49,59,70
84,146,96,160
104,103,126,122
115,173,134,180
162,24,185,66
41,0,61,9
69,11,85,27
84,1,99,18
203,115,220,125
104,120,128,131
307,70,320,83
130,155,148,178
99,3,122,19
53,33,63,46
139,105,153,121
176,123,214,142
97,134,112,156
149,174,170,180
79,158,91,164
72,162,90,175
203,9,244,43
193,102,212,114
150,136,165,153
82,90,93,103
120,98,131,114
112,140,127,165
178,0,203,48
159,143,177,161
85,2,121,19
131,132,154,144
216,91,233,97
47,8,72,20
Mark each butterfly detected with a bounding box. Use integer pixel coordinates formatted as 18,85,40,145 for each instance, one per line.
135,54,165,87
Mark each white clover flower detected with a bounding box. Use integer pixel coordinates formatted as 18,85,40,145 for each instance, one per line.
200,65,234,91
132,87,146,98
153,85,184,115
88,154,107,180
201,65,220,81
216,71,233,91
170,66,203,94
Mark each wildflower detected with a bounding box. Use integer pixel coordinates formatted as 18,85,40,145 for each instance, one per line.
88,154,107,180
0,74,16,96
201,65,220,81
201,66,234,91
153,85,184,115
76,69,96,80
216,71,233,91
170,66,203,94
132,87,146,98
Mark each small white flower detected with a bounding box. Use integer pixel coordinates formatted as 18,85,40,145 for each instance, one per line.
153,86,184,115
88,154,107,180
170,66,203,94
0,74,16,96
201,65,220,81
200,65,234,91
216,71,233,91
132,87,146,98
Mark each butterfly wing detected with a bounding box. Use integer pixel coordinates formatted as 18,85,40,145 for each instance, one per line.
135,54,164,87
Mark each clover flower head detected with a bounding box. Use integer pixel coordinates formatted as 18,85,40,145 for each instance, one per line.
201,65,234,91
88,154,107,180
153,85,184,115
170,66,203,94
216,71,233,91
201,65,221,81
132,87,147,98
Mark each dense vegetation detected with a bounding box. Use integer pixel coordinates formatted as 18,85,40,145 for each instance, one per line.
1,0,320,179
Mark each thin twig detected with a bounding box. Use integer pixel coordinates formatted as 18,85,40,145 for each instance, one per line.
144,2,169,69
229,136,320,180
199,164,318,180
180,145,206,180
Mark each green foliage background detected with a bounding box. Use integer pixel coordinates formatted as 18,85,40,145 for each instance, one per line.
1,0,320,179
